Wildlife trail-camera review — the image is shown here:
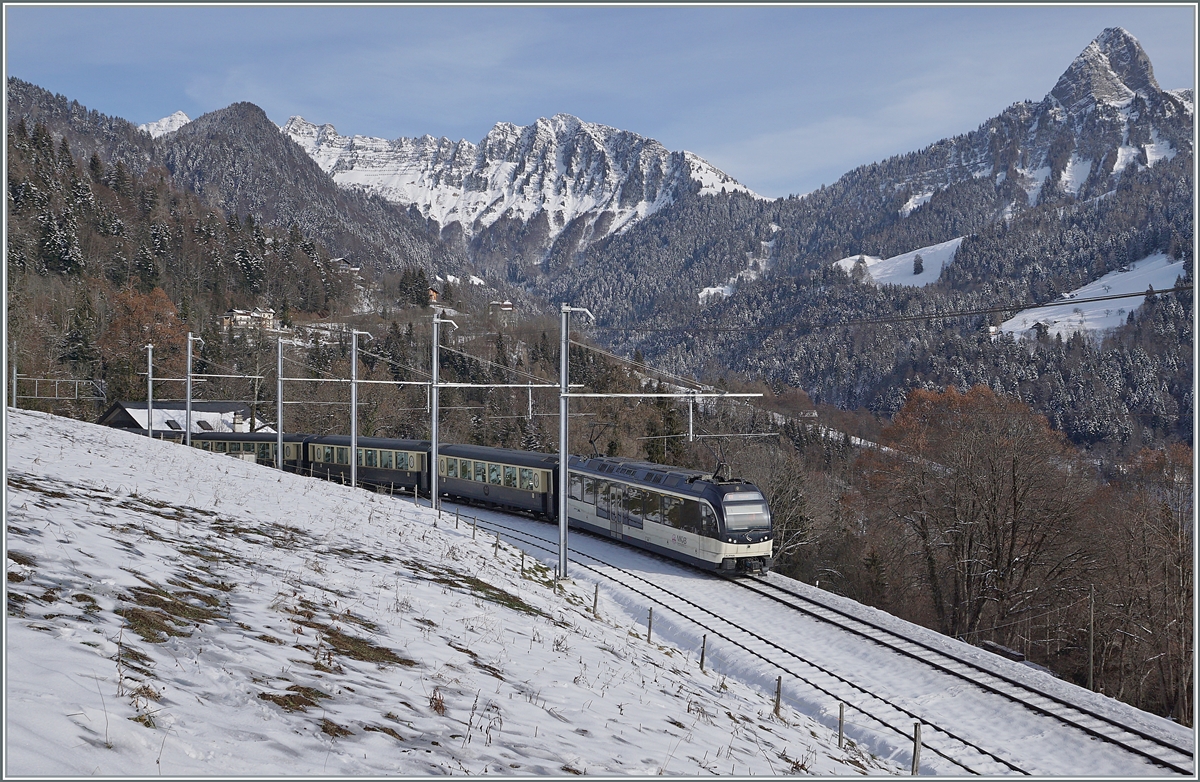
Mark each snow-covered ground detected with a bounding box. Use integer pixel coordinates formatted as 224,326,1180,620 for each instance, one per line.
1000,252,1187,339
6,410,1192,776
4,410,892,776
834,237,964,288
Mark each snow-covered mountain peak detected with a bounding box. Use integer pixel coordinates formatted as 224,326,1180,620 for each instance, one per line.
138,110,190,138
281,112,757,254
1051,27,1158,112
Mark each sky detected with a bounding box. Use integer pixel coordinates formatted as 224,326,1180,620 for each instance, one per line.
6,407,1193,776
3,5,1196,198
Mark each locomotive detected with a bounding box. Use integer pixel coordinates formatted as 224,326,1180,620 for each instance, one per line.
189,432,773,573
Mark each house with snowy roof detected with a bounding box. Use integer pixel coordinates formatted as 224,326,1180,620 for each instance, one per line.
219,307,280,332
97,401,275,440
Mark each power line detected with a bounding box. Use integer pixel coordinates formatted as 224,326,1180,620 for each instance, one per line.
437,344,557,385
568,338,704,390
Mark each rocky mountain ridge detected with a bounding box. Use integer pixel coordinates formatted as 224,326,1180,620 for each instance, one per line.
880,27,1191,217
138,110,190,138
282,112,755,255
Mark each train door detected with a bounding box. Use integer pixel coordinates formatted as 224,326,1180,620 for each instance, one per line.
608,483,624,537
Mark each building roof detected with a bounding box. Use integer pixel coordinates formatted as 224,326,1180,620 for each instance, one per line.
97,401,275,434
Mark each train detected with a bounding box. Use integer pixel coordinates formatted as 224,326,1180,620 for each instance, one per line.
188,431,773,573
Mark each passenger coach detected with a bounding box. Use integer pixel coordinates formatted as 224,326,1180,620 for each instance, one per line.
436,444,559,518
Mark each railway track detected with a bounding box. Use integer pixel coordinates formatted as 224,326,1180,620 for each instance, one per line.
447,507,1029,775
734,575,1195,777
435,503,1193,776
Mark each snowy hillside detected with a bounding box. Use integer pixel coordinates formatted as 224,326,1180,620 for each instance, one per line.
835,237,965,287
282,113,756,246
1000,252,1187,338
138,111,190,138
4,410,889,776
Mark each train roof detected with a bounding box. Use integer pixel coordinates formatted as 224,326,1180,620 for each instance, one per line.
571,455,706,487
191,431,307,442
570,455,758,494
307,435,431,450
439,443,559,469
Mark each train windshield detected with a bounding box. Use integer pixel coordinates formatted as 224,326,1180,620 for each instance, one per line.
722,492,770,531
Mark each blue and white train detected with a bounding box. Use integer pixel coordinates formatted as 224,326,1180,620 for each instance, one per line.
189,432,773,573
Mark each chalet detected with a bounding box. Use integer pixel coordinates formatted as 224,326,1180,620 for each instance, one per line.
333,258,361,275
220,307,280,332
97,401,274,439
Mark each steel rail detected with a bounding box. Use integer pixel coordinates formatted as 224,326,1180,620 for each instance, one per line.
732,576,1194,776
436,507,1026,776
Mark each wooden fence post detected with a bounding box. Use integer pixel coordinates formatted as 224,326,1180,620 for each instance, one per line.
911,723,921,775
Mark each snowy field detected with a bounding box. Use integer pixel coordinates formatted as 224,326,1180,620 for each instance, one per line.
4,410,892,776
999,252,1187,338
6,410,1192,776
834,237,965,288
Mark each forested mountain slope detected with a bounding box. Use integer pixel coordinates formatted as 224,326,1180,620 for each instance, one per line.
541,27,1192,453
7,80,469,280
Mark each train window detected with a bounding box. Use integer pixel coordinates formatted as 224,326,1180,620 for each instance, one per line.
596,480,610,519
380,450,393,469
678,499,702,535
365,449,377,468
583,477,595,504
489,463,502,485
226,442,239,453
700,503,718,536
722,495,770,531
569,474,582,500
446,458,458,478
625,487,643,528
336,447,349,465
520,468,535,491
323,446,334,463
475,462,487,482
504,466,517,488
258,443,271,460
201,441,212,451
662,496,682,528
460,460,471,480
644,492,662,525
357,449,364,467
